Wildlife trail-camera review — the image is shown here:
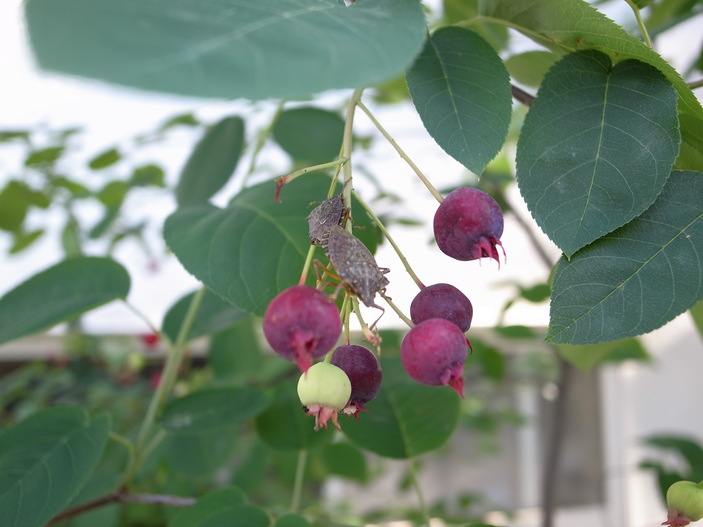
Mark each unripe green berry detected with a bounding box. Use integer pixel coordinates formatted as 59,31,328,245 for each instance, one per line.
664,480,703,526
297,362,351,430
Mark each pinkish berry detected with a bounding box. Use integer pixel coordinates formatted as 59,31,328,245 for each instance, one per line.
410,283,473,332
400,318,468,397
263,285,341,372
433,187,505,264
331,344,382,418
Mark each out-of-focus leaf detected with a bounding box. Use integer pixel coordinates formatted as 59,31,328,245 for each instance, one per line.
24,146,64,166
131,164,165,187
88,147,121,170
272,107,345,165
557,338,648,371
504,50,559,87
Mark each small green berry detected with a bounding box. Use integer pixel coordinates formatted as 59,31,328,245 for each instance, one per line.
663,480,703,526
297,362,351,430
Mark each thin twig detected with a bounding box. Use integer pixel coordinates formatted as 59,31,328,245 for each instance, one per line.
688,79,703,90
511,84,536,107
47,492,196,526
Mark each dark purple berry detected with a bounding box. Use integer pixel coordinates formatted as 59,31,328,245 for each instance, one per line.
410,283,473,332
400,318,468,397
263,285,341,372
331,344,382,417
433,187,505,264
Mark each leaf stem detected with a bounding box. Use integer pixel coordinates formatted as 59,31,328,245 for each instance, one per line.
121,300,161,340
624,0,653,47
244,100,285,185
130,287,205,481
290,449,308,513
408,459,430,527
351,190,425,289
688,79,703,90
299,244,317,285
356,100,443,204
276,158,349,201
342,89,365,223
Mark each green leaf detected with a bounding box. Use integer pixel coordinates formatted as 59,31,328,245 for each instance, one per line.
165,174,323,315
516,50,680,257
504,51,559,88
275,514,312,527
0,181,48,232
162,288,249,343
272,107,345,165
9,229,45,254
557,338,648,371
255,379,334,451
690,300,703,341
0,257,130,345
161,387,271,434
406,26,512,176
131,164,165,187
642,435,703,482
24,146,64,166
441,0,509,51
208,318,265,383
480,0,703,172
25,0,427,100
97,180,129,208
319,442,368,482
547,170,703,344
88,147,121,170
159,112,200,131
176,116,245,206
342,357,460,459
0,406,110,527
169,487,248,527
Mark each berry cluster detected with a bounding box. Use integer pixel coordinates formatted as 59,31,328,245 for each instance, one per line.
263,186,504,430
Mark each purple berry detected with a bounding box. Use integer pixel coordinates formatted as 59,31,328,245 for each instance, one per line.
400,318,468,397
433,187,505,264
331,344,382,417
263,285,341,372
410,283,473,332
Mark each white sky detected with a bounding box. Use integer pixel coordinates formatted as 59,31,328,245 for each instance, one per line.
0,0,701,336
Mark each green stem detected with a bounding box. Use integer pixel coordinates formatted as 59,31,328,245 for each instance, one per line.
380,291,414,328
299,244,317,286
352,190,425,289
279,158,349,188
243,101,285,185
356,100,443,204
688,79,703,90
341,89,365,225
624,0,653,47
290,449,308,513
131,287,205,476
121,300,161,341
408,459,430,527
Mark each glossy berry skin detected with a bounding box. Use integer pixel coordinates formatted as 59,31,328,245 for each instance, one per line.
331,344,382,417
410,283,473,332
263,285,341,373
433,187,504,264
663,480,703,526
400,318,468,397
297,362,351,430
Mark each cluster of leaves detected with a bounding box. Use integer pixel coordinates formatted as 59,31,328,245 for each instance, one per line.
0,0,702,526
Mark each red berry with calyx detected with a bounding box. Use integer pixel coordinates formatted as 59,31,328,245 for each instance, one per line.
263,285,341,372
331,344,382,418
410,283,473,332
400,318,468,397
433,187,505,264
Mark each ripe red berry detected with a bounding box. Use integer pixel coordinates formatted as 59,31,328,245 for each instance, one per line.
410,283,473,332
331,344,382,418
263,285,342,372
433,187,505,264
400,318,468,397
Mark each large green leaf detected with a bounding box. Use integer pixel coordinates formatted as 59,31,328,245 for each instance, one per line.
160,387,271,434
25,0,427,100
170,487,246,527
557,338,648,371
162,288,249,343
479,0,703,171
0,257,130,345
208,318,265,383
516,50,680,257
176,116,245,206
0,407,110,527
406,26,512,176
342,357,460,459
547,170,703,344
272,107,345,165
